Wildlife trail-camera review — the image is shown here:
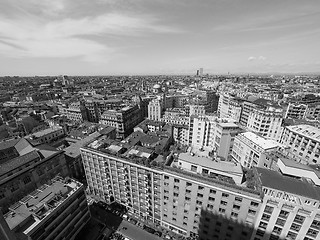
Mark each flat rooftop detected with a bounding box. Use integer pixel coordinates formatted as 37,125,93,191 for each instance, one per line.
241,132,280,150
256,167,320,200
286,124,320,141
29,126,63,138
178,152,243,176
4,176,82,233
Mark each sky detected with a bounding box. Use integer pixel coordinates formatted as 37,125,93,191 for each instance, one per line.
1,0,320,76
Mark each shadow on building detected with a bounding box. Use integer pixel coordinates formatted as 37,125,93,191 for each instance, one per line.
196,208,273,240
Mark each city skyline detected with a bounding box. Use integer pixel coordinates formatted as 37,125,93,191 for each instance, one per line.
1,0,320,76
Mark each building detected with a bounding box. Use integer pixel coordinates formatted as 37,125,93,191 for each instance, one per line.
172,124,189,146
161,108,189,126
148,98,164,121
280,124,320,164
26,125,65,144
1,176,90,240
64,127,116,182
80,136,262,239
64,101,88,122
250,167,320,240
232,132,282,168
246,106,283,141
0,138,68,212
176,151,243,184
189,115,241,160
100,105,143,139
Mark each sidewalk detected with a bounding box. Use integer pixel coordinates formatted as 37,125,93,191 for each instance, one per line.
117,220,163,240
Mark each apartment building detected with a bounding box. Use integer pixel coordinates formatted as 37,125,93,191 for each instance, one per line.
232,132,282,168
218,93,237,119
247,107,283,141
250,167,320,240
172,124,189,146
80,135,262,239
2,176,90,240
285,103,308,119
64,101,88,122
161,108,190,125
0,138,68,212
189,115,241,160
148,97,164,121
100,105,143,139
280,124,320,164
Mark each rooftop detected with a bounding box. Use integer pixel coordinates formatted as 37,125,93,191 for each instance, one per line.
286,124,320,141
4,176,82,233
256,167,320,200
241,132,281,150
178,152,243,176
28,126,63,139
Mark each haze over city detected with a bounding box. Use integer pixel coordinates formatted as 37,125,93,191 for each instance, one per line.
1,0,320,76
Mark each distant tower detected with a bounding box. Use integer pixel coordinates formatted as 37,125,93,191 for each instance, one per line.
199,68,203,76
196,70,199,76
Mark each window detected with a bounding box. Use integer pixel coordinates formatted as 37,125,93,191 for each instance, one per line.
293,214,305,224
186,189,191,193
233,204,240,210
210,189,216,194
197,193,203,198
279,210,289,219
198,186,204,190
275,218,285,226
173,193,179,197
235,196,242,202
196,200,202,205
222,193,229,198
273,226,282,235
262,213,271,221
259,221,268,229
174,178,180,183
256,229,265,237
306,229,318,238
172,218,176,221
191,165,197,172
248,209,256,215
251,201,259,207
207,204,213,209
174,185,179,190
290,223,301,232
208,197,215,201
311,220,320,230
186,182,192,187
220,200,227,206
185,197,190,201
219,208,225,213
286,231,297,240
231,212,238,218
183,222,187,226
264,205,274,214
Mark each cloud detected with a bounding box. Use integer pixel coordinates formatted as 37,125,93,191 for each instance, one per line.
0,12,180,62
248,56,266,61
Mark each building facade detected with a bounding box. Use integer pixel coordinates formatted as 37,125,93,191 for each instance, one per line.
2,176,90,240
280,124,320,165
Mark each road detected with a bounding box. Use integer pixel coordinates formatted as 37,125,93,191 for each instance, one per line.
117,220,163,240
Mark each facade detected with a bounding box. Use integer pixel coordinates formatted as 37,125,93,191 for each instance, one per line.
172,124,189,146
2,176,90,240
27,125,65,144
161,108,189,125
285,103,308,119
80,137,262,239
280,124,320,164
189,115,241,159
0,138,68,212
100,105,143,139
246,107,283,141
232,132,282,168
65,101,88,122
250,167,320,240
148,98,164,121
